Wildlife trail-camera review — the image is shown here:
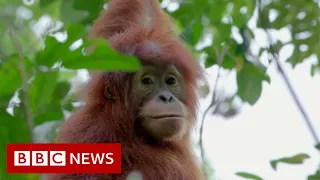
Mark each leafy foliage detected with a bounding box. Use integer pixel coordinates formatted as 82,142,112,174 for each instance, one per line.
315,143,320,151
270,153,310,171
258,0,320,73
308,168,320,180
235,172,264,180
237,63,270,105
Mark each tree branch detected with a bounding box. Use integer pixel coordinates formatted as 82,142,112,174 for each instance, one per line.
199,46,228,178
267,32,320,145
257,1,320,148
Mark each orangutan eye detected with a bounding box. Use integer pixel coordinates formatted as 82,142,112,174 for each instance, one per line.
142,76,154,85
166,76,177,85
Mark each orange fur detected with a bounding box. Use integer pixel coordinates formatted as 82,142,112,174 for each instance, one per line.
46,0,204,179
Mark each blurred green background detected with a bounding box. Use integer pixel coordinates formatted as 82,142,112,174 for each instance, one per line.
0,0,319,179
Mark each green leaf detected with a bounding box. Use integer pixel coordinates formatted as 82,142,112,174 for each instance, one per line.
27,72,68,125
58,70,78,81
237,63,270,105
231,0,256,28
0,108,31,179
311,65,319,77
36,24,140,72
270,153,310,171
0,94,14,109
36,24,87,67
64,24,88,43
36,36,68,67
63,99,74,112
232,11,248,28
308,169,320,180
208,0,227,24
171,2,200,26
73,0,105,24
29,71,59,112
63,98,75,112
61,0,105,25
204,46,236,69
0,56,21,95
40,0,59,7
286,46,312,68
271,40,283,55
213,23,232,43
62,38,141,71
54,81,71,99
236,172,263,180
61,0,89,24
204,47,217,68
181,19,202,46
34,104,64,125
0,110,30,142
26,0,61,20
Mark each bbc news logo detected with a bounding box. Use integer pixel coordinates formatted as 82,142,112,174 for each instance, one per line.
14,151,67,166
7,144,121,174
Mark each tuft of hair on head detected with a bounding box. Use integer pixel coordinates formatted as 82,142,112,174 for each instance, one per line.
89,0,174,39
140,0,173,31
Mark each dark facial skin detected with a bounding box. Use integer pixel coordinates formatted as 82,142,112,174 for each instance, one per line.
132,65,188,141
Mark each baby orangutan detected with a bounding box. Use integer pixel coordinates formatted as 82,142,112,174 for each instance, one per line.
46,0,204,179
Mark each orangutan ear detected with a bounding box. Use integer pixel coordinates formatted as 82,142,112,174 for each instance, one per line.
104,86,116,102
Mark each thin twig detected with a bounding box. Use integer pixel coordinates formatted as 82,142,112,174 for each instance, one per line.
257,1,320,147
267,32,320,145
8,30,34,142
199,46,228,178
199,67,221,160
